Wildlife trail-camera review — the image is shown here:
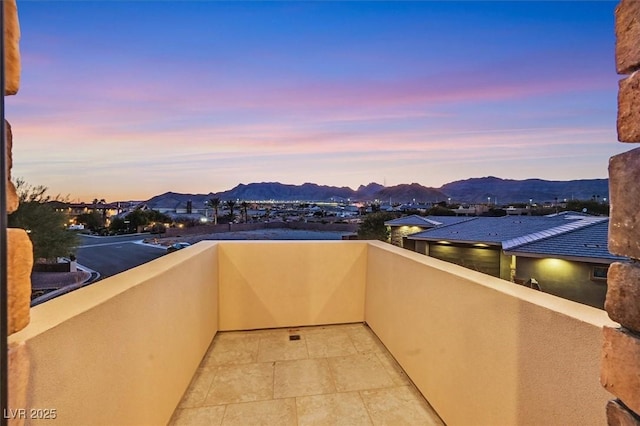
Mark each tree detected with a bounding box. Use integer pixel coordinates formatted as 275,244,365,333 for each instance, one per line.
109,217,127,234
146,210,171,233
8,180,78,262
145,210,172,223
125,209,149,232
566,199,609,216
76,211,103,231
240,201,249,223
425,205,455,216
209,197,221,225
108,209,173,234
357,212,395,242
225,200,236,221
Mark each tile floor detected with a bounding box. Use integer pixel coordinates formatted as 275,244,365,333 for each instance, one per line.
170,323,445,426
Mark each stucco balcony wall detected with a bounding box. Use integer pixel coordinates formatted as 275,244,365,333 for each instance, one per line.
8,242,220,426
8,241,615,425
365,241,615,426
217,241,367,330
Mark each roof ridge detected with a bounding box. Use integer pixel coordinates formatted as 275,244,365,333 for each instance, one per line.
502,217,607,250
408,216,479,237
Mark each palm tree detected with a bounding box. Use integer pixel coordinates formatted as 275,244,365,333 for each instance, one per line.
209,197,221,225
225,200,236,221
241,201,249,223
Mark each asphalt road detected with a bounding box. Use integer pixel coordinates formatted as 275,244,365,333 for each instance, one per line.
76,234,166,279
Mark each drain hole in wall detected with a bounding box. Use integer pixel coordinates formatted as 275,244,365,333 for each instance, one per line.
289,335,301,341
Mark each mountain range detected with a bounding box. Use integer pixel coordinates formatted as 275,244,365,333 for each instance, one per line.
142,177,609,209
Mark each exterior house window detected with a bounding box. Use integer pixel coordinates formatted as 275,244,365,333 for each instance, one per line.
591,265,609,281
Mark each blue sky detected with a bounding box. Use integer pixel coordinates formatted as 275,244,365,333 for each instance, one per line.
7,1,624,201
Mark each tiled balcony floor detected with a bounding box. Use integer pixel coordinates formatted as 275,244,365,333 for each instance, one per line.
170,323,444,425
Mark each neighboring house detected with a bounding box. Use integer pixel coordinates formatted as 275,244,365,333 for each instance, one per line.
504,206,530,215
384,215,472,248
51,201,122,223
407,215,619,308
452,205,489,216
503,219,624,309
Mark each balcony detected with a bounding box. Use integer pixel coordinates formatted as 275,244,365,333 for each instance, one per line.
171,323,443,425
8,241,614,425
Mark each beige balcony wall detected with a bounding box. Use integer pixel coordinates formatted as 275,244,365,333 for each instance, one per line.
7,240,615,425
217,241,367,330
365,241,615,426
8,242,219,426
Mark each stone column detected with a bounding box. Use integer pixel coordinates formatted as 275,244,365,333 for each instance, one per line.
602,1,640,424
4,2,31,424
4,0,28,335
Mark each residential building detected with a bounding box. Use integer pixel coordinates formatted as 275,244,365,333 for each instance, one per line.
503,219,624,308
384,215,473,248
407,215,620,308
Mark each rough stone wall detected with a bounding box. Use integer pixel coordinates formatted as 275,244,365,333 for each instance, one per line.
389,226,425,247
4,0,20,96
602,1,640,424
4,2,31,423
4,0,28,335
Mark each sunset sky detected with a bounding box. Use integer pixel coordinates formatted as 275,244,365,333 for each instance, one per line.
7,1,625,202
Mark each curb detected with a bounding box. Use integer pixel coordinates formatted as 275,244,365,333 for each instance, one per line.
31,262,101,307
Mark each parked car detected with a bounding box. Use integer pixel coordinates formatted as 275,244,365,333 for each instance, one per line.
166,242,191,253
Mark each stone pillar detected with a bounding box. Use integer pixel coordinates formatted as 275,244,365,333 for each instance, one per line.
5,0,30,421
7,229,31,334
602,1,640,424
6,120,17,213
4,0,19,212
4,0,28,335
4,0,20,96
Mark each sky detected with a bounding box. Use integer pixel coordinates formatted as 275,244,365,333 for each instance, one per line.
6,0,626,202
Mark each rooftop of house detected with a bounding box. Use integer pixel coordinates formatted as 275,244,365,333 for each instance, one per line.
544,210,595,218
408,216,574,244
503,219,626,263
407,215,621,262
384,214,473,227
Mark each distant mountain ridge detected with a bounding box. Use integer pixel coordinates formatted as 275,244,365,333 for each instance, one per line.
441,176,609,203
142,177,609,209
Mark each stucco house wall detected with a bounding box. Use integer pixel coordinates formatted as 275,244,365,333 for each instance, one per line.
515,257,607,309
428,244,501,277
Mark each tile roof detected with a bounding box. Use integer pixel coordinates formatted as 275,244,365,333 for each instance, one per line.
408,216,578,244
385,215,435,227
503,220,626,262
427,216,477,226
384,215,472,227
544,211,594,218
407,215,622,262
502,217,606,250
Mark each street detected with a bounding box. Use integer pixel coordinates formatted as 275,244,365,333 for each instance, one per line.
76,234,166,279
